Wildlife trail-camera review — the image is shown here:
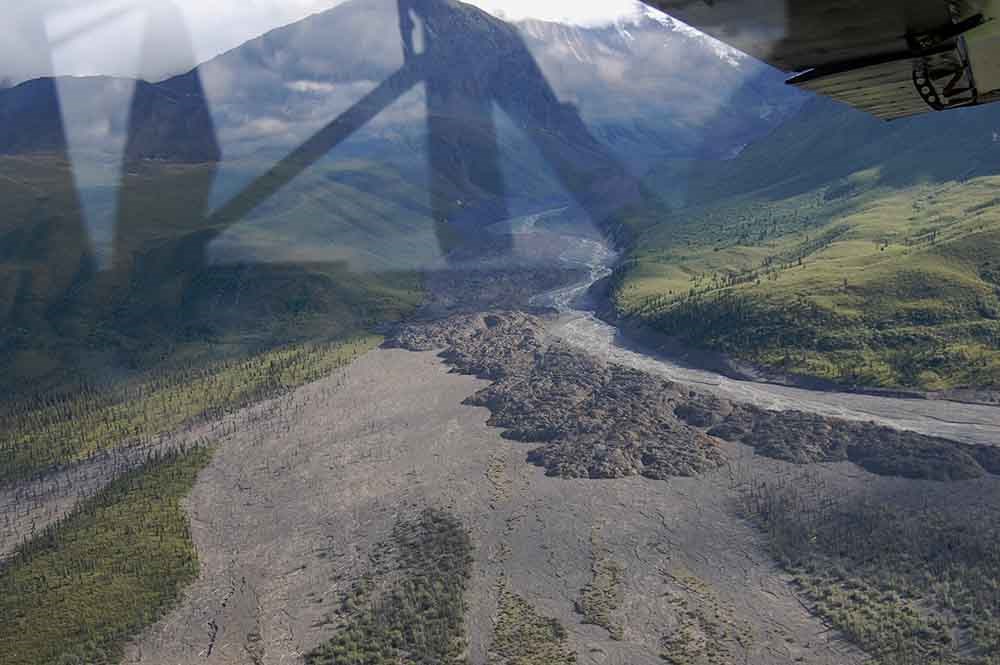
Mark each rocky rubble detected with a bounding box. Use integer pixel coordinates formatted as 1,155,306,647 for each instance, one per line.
389,311,999,482
390,311,726,479
704,404,997,481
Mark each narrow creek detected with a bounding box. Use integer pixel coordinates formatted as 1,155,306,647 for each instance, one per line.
517,209,1000,447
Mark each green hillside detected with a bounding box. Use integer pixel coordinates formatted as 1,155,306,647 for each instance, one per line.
0,335,380,485
615,101,1000,392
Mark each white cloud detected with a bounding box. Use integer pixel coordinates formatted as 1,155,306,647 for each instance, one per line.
225,116,293,141
286,79,339,94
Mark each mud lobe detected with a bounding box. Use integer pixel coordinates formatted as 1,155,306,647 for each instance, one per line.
389,311,996,482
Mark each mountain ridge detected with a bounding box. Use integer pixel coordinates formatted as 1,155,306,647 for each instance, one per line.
0,0,805,171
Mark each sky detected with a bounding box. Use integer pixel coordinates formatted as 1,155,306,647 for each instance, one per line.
1,0,645,85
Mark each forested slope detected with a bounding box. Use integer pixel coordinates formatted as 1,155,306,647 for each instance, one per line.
615,100,1000,392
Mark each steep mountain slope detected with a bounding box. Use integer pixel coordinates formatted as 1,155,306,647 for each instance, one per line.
493,11,804,169
0,73,219,163
0,0,806,395
647,96,1000,206
617,100,1000,393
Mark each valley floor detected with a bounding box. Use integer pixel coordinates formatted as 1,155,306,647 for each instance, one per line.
109,324,999,665
120,345,870,665
5,214,1000,664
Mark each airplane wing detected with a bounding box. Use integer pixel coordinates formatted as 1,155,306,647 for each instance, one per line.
641,0,1000,119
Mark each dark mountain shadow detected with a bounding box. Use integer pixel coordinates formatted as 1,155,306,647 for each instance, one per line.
0,0,650,396
0,52,94,355
398,0,642,254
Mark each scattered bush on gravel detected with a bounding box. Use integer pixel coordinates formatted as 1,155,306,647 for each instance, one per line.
741,469,1000,664
0,335,378,486
575,529,624,640
492,578,576,665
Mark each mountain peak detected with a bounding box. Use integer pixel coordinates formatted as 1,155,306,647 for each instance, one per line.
633,6,747,66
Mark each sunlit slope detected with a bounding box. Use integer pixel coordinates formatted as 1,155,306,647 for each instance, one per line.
0,447,212,665
614,104,1000,390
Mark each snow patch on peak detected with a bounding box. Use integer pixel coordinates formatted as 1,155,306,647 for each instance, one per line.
615,20,636,42
634,6,747,67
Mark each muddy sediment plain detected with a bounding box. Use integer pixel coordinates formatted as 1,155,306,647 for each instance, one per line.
117,301,999,664
122,341,873,665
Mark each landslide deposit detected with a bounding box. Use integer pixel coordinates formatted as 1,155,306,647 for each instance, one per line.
389,311,999,482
